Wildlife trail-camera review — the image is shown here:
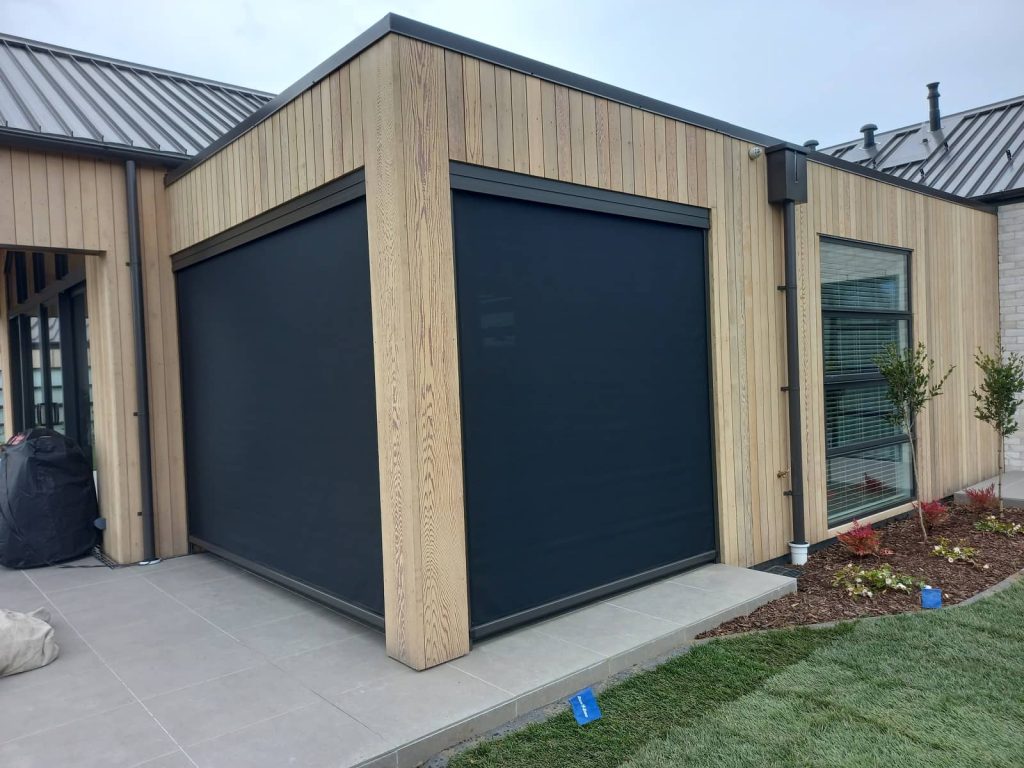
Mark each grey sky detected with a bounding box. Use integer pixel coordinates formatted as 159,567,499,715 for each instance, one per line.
3,0,1021,147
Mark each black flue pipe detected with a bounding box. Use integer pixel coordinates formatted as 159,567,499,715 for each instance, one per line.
782,200,806,546
927,82,941,132
124,160,157,563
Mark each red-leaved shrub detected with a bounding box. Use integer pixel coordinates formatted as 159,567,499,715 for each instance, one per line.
920,499,951,529
965,485,998,512
836,519,882,557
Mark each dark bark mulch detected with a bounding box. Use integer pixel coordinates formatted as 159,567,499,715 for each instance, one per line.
699,504,1024,638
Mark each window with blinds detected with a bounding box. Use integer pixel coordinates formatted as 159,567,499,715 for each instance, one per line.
821,238,912,526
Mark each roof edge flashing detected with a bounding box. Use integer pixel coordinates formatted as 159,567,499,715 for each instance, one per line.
164,15,396,185
160,13,995,212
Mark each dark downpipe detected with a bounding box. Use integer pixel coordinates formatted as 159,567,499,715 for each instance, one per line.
766,145,809,557
782,200,806,546
124,160,158,563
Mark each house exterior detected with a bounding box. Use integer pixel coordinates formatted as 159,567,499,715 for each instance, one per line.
0,16,999,670
822,87,1024,467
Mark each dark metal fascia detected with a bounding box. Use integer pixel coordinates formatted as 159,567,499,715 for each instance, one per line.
164,14,396,184
162,12,999,215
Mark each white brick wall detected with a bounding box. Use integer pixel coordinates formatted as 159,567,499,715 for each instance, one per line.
1000,201,1024,469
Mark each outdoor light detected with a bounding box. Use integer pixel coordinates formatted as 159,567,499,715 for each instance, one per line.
748,146,764,159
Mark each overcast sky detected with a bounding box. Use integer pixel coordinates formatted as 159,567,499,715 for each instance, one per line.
3,0,1021,146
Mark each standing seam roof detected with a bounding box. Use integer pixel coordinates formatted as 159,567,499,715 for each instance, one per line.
823,94,1024,200
0,32,274,159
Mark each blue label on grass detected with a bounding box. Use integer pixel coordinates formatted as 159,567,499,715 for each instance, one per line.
569,687,602,725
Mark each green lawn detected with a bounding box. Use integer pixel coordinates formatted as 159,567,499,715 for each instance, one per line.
451,583,1024,768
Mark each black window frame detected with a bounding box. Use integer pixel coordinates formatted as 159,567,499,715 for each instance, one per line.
820,235,914,526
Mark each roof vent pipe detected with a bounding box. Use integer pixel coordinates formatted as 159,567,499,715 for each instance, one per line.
927,82,941,131
803,140,819,152
860,123,877,149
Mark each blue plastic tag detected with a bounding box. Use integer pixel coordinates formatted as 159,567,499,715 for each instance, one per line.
569,687,602,725
921,587,942,609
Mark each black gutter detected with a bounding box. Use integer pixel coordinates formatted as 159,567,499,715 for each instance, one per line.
766,146,809,551
976,188,1024,205
0,127,186,168
124,160,158,563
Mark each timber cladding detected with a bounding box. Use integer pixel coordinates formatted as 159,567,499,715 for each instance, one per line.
166,58,366,253
438,46,999,566
161,29,998,666
0,149,188,563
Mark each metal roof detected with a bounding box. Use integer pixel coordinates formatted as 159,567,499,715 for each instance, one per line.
822,94,1024,201
0,32,273,163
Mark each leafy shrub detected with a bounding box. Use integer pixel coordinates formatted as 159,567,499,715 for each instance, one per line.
836,520,882,557
920,499,951,529
931,537,980,565
965,485,998,512
974,515,1023,537
832,564,921,598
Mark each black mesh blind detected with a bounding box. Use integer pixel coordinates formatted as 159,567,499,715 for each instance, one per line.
453,190,716,632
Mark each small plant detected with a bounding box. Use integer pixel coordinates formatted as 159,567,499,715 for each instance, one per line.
974,515,1024,537
874,341,955,543
965,485,998,513
920,499,951,529
836,520,882,557
930,537,980,565
832,563,921,598
971,344,1024,514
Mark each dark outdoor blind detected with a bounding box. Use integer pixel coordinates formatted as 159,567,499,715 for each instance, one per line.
176,200,384,618
453,189,716,632
821,238,912,526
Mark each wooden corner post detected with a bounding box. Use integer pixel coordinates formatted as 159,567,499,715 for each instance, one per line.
360,35,471,670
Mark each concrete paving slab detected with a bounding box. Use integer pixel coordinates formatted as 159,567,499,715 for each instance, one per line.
0,554,794,768
955,471,1024,507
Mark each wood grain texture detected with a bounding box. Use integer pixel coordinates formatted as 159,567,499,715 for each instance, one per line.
436,48,999,565
166,58,366,253
360,35,470,670
0,150,189,563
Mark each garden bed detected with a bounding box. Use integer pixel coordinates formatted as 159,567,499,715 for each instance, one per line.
700,502,1024,638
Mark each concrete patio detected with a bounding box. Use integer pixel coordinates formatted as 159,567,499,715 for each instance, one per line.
955,471,1024,507
0,553,794,768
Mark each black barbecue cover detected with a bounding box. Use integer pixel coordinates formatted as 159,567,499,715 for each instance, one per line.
0,428,99,569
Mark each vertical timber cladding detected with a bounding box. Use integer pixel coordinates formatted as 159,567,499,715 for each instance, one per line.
451,168,716,634
175,196,384,620
0,149,188,563
440,44,999,565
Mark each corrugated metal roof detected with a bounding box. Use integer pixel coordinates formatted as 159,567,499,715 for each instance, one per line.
0,32,273,160
822,94,1024,200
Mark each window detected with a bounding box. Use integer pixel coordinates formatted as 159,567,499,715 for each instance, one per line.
821,238,912,526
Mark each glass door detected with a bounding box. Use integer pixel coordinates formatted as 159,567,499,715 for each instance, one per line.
6,252,92,462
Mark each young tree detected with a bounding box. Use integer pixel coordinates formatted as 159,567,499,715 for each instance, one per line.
874,342,955,543
971,345,1024,515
